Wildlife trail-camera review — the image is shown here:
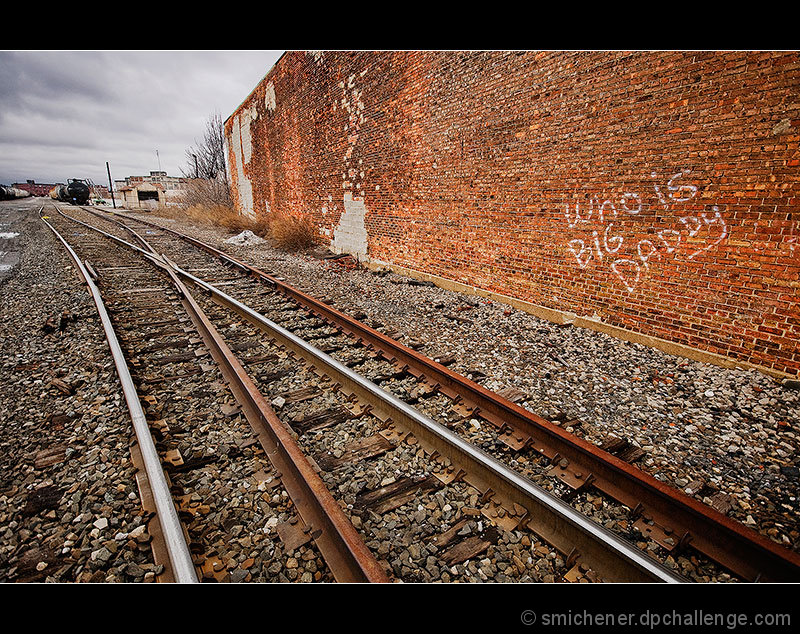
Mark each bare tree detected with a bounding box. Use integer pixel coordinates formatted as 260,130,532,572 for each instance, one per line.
181,111,232,208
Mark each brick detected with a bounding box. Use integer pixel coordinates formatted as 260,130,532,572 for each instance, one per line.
224,51,800,375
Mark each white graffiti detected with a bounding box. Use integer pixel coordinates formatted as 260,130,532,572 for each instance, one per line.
655,169,698,206
564,170,729,293
787,219,800,257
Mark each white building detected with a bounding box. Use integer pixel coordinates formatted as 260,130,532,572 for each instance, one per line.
113,171,189,209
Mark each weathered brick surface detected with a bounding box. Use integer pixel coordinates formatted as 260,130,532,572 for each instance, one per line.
224,51,800,375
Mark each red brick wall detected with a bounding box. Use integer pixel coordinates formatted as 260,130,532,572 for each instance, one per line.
225,51,800,376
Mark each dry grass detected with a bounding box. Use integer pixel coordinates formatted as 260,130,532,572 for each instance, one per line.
159,204,317,251
187,204,253,232
268,212,316,250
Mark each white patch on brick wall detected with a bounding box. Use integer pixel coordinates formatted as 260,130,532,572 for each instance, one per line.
783,218,799,257
340,79,366,193
265,82,276,112
773,118,792,135
307,51,324,64
231,107,257,218
331,74,370,259
333,193,369,258
241,104,258,165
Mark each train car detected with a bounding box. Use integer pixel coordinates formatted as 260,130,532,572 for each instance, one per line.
50,179,91,205
0,186,31,201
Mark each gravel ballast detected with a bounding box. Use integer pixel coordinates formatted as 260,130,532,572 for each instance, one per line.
124,208,800,556
2,198,797,584
0,199,158,582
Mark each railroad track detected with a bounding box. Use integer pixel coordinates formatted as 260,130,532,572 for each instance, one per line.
42,206,382,583
42,203,800,583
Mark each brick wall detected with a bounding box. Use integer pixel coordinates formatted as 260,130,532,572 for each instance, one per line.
224,51,800,376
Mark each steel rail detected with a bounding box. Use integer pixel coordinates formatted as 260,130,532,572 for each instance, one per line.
103,208,800,583
41,207,200,583
167,258,686,583
55,206,389,583
62,206,684,582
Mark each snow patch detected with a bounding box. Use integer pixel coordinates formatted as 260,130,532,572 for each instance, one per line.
224,230,265,247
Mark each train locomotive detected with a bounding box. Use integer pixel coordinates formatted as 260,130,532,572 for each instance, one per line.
0,185,31,201
50,179,91,205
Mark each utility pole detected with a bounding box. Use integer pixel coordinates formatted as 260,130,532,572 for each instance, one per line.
106,162,116,209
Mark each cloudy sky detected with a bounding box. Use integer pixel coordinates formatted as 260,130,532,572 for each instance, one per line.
0,50,284,188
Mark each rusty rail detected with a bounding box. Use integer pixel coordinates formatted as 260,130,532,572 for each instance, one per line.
60,205,689,581
55,206,389,583
168,261,686,582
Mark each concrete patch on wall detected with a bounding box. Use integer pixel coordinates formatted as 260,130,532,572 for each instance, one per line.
240,104,258,164
331,73,370,259
340,75,366,195
773,118,792,135
231,105,258,218
333,193,369,258
265,82,276,112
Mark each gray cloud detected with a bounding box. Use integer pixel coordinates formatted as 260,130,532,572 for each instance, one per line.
0,50,282,188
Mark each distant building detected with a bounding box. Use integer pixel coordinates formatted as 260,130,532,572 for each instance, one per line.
90,184,110,199
113,171,188,209
13,180,61,197
115,181,166,210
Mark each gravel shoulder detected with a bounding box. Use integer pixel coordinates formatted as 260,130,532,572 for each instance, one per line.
127,208,800,555
0,199,158,582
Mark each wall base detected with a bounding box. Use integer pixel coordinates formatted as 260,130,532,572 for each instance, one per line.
363,257,796,383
